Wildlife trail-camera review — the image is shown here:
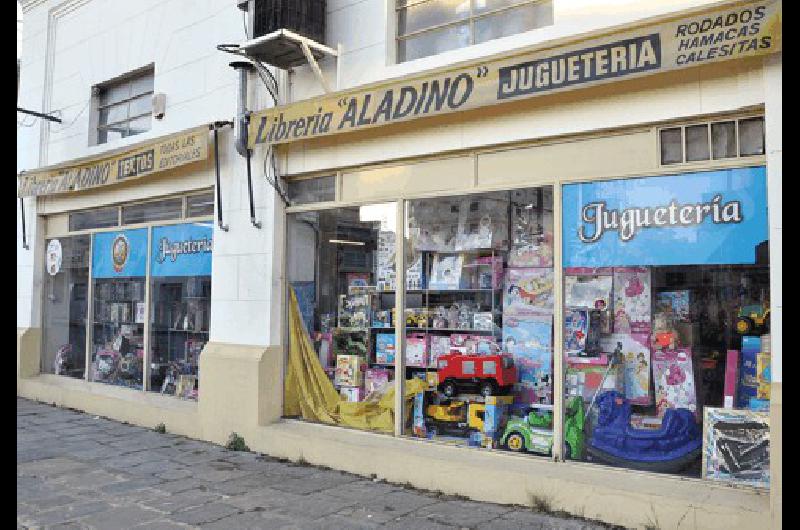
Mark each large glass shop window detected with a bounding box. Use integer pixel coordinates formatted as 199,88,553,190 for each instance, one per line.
285,203,397,433
90,229,148,389
149,222,212,399
404,188,555,451
560,166,771,488
42,235,90,378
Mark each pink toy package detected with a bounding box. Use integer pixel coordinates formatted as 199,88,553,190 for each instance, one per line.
473,256,504,289
405,334,428,367
652,347,697,417
429,335,451,366
724,350,739,409
613,267,651,334
364,368,391,395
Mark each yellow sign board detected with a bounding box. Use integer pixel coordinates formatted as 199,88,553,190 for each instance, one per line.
249,0,781,148
17,126,209,198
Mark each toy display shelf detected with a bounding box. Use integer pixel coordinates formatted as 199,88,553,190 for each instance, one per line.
373,362,434,370
369,326,497,333
373,288,500,293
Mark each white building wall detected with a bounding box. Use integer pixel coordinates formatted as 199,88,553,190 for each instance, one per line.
290,0,727,102
18,0,779,355
17,0,282,348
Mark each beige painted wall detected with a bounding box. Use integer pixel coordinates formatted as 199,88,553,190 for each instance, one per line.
280,57,765,178
18,333,774,530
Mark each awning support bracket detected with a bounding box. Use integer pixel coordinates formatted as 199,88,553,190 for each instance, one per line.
299,40,332,94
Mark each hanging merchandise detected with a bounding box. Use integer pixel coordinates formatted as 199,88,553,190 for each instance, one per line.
509,188,553,268
503,268,554,316
612,267,651,334
429,253,465,290
652,348,697,417
454,193,510,250
599,334,651,405
503,315,553,405
565,272,613,310
564,308,601,357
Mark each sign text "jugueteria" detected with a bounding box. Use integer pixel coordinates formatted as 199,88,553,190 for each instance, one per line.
498,35,660,99
579,194,743,243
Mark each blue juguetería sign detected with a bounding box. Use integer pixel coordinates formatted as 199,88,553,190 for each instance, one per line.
151,222,213,277
562,166,768,267
92,229,148,278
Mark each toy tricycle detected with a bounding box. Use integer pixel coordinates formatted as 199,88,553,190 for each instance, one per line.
735,304,770,335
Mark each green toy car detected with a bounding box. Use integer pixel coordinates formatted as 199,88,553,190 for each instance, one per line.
735,304,770,335
500,397,585,459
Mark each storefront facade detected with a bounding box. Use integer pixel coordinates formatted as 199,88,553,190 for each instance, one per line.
18,1,781,528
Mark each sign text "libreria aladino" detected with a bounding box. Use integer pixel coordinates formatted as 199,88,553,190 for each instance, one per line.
248,0,780,147
17,127,208,198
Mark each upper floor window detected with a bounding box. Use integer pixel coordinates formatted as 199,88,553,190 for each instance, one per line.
92,66,154,145
659,116,765,166
397,0,553,63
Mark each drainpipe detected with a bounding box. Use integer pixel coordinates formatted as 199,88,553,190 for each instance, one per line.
230,61,260,228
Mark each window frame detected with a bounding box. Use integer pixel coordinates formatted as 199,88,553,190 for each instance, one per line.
395,0,553,63
44,194,215,395
90,64,155,146
658,115,764,166
67,189,214,234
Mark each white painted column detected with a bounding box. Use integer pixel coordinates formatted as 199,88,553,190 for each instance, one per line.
764,52,781,386
764,51,781,529
208,126,280,348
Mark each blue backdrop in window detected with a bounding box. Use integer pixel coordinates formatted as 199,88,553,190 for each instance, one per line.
150,222,213,277
92,229,148,278
562,166,768,267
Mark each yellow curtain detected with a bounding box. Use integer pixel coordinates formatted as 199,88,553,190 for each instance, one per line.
285,288,427,433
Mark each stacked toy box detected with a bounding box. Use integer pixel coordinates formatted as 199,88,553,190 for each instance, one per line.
737,336,760,408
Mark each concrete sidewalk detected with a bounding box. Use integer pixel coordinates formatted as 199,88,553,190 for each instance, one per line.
17,398,615,529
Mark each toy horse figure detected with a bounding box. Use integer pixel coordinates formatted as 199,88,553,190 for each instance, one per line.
587,391,701,473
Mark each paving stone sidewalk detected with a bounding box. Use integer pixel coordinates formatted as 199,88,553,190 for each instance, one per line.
18,398,617,530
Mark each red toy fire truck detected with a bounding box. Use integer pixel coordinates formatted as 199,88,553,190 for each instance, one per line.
436,353,517,398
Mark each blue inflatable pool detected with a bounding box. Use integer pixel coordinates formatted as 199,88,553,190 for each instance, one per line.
587,391,702,473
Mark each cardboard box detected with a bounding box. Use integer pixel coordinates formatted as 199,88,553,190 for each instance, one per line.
612,267,651,334
405,334,428,367
741,335,761,353
340,386,364,402
723,350,739,409
756,352,771,400
652,348,697,417
335,355,363,387
364,368,391,394
738,349,758,408
599,333,651,405
375,333,396,365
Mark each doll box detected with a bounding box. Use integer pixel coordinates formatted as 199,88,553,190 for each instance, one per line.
405,334,428,367
335,355,363,387
375,333,396,365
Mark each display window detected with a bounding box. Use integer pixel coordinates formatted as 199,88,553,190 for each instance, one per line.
90,229,148,389
149,222,212,399
285,203,401,433
41,235,90,379
42,192,215,398
402,188,556,451
559,166,770,487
